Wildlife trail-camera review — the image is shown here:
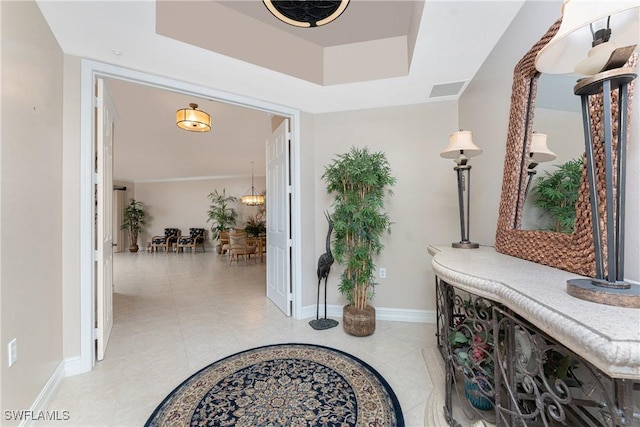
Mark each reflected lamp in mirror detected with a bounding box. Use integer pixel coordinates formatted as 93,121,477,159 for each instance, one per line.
440,130,482,249
536,1,640,308
536,0,639,76
524,132,557,197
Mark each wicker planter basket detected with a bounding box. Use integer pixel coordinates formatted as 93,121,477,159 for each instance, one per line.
343,305,375,337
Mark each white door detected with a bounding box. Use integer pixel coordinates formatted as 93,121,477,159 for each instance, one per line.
266,119,291,316
95,78,116,361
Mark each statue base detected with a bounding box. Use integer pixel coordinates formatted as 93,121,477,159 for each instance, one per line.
309,318,339,330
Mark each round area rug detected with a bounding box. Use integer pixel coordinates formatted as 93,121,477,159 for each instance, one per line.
145,343,404,427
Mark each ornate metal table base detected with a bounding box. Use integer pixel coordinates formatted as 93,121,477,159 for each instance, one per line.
436,278,640,427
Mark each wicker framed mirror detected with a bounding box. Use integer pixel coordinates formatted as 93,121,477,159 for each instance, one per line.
495,15,636,277
495,19,594,277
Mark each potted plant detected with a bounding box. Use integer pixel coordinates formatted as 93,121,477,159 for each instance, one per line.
531,158,583,233
323,146,395,336
121,199,146,252
206,188,239,253
448,299,495,411
244,212,266,237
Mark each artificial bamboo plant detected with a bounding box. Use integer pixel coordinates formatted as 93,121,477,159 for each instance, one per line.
323,146,395,310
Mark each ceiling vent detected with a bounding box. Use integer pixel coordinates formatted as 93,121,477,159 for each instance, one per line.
429,81,467,98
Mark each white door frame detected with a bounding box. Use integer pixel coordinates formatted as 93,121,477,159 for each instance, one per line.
77,59,303,373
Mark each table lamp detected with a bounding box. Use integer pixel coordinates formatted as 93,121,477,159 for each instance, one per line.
536,0,639,307
440,130,482,249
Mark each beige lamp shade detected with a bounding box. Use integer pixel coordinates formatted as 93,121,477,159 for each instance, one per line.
530,132,557,163
440,130,483,159
176,103,211,132
535,0,639,75
241,194,265,206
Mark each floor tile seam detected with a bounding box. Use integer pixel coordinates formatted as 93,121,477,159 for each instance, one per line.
377,333,432,356
376,358,431,389
191,276,219,307
164,273,196,369
400,397,430,417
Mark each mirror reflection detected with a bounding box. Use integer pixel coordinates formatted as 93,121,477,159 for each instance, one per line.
521,73,584,233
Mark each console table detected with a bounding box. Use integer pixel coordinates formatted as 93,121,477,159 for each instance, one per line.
429,245,640,426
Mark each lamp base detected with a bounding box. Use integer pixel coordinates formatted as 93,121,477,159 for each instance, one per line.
452,241,479,249
567,278,640,309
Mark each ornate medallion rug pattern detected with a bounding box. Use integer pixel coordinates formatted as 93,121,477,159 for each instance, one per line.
145,343,404,426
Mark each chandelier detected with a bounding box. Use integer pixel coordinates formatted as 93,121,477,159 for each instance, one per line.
242,162,265,206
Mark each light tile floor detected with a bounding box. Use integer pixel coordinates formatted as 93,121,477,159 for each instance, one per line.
47,251,438,426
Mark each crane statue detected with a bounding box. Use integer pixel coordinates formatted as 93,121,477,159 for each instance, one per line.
309,211,339,330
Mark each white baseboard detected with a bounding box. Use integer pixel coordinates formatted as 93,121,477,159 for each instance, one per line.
376,306,436,323
20,361,65,427
301,304,435,323
63,355,90,377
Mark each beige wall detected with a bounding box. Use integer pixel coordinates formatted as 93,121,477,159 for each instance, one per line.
133,177,266,249
62,54,82,362
312,102,459,311
1,1,64,420
298,112,318,308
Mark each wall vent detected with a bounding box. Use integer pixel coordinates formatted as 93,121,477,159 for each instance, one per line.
429,81,466,98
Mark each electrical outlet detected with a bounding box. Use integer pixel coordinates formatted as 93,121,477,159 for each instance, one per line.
8,338,17,367
379,268,386,279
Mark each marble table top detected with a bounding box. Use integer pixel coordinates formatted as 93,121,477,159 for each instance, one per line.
429,245,640,379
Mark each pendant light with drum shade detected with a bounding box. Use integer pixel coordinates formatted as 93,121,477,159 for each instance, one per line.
176,103,211,132
242,162,265,206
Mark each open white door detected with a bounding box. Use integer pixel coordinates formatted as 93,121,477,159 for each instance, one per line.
266,119,291,316
95,78,116,361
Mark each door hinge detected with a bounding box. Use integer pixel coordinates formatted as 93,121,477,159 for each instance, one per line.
94,96,103,109
287,185,292,194
287,239,293,247
93,327,100,340
287,293,294,302
93,250,99,261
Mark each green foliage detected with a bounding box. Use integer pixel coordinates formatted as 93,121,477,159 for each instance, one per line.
531,158,583,233
244,212,266,237
544,350,578,383
206,189,238,241
323,146,395,310
447,300,494,377
121,199,146,246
